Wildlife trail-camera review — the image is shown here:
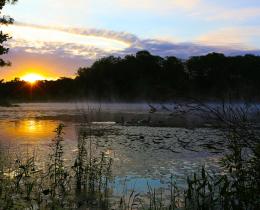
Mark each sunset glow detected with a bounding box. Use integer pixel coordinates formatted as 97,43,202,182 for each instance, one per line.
1,0,260,80
3,24,131,53
21,73,45,84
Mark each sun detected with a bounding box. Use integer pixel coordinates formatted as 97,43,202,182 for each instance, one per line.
21,73,45,84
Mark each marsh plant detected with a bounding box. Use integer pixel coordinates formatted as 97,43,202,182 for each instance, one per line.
175,102,260,209
44,124,71,209
72,126,113,209
201,102,260,209
0,149,42,209
0,123,113,209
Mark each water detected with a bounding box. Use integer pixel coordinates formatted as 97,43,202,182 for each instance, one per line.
0,102,223,192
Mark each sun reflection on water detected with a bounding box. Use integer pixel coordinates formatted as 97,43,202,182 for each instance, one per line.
14,120,55,134
0,120,61,143
26,120,39,132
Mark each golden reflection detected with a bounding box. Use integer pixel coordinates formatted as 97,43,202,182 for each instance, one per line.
26,120,39,132
14,120,56,135
1,120,59,143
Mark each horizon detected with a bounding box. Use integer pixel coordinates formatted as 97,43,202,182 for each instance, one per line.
2,51,260,83
1,0,260,80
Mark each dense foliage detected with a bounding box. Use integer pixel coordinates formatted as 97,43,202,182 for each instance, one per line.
1,51,260,102
0,0,17,67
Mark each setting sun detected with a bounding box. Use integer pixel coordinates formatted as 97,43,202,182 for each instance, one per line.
21,73,45,84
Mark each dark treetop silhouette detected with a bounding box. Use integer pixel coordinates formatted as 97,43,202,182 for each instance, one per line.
0,0,17,106
0,0,17,67
1,51,260,102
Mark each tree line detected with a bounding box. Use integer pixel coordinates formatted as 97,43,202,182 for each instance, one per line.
1,51,260,102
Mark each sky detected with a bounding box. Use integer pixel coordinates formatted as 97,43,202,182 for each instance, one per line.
1,0,260,80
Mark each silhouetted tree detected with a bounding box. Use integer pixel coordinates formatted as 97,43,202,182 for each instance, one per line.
0,0,17,67
162,56,188,97
1,51,260,101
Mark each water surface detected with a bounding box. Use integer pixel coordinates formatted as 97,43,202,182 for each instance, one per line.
0,102,223,191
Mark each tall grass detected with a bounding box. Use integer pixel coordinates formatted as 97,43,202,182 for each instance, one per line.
45,123,71,209
0,123,113,209
72,126,113,209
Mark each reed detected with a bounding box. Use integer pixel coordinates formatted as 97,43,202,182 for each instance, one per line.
72,125,113,209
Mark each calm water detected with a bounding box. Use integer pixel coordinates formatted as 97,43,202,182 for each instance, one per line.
0,102,223,191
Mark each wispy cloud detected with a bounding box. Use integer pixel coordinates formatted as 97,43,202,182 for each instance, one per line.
4,23,133,56
94,0,260,22
197,27,260,49
114,0,201,12
116,0,260,21
4,23,260,58
195,6,260,21
1,22,260,80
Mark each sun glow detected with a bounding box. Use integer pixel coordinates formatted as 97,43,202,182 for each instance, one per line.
3,24,131,53
21,73,45,84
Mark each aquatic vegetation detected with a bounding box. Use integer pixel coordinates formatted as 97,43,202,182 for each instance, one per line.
72,126,113,209
0,124,113,209
45,124,71,209
0,102,260,209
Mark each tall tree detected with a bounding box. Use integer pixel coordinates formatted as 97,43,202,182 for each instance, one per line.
0,0,17,67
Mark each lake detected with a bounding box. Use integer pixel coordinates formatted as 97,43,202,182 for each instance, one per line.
0,102,223,193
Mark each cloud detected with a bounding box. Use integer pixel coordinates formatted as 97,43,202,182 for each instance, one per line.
1,22,260,80
3,23,135,57
121,39,260,58
195,6,260,21
212,8,260,21
7,22,260,56
197,27,260,49
114,0,201,12
3,23,145,60
117,0,260,21
95,0,260,21
14,22,140,44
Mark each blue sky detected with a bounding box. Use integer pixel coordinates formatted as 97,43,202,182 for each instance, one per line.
1,0,260,80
